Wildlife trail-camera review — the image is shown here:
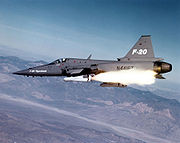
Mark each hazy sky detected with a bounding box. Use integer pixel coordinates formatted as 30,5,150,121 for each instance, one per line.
0,0,179,83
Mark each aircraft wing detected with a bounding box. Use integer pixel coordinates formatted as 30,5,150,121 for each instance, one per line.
65,65,129,88
65,64,102,76
66,69,84,75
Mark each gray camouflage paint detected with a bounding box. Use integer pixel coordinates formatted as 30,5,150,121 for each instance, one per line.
13,35,172,87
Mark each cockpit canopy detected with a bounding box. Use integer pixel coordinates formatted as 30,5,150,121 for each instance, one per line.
48,58,66,65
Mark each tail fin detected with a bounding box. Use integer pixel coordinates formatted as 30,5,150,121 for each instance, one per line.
124,35,154,59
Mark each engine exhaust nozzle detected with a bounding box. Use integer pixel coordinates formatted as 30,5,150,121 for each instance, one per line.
154,61,172,74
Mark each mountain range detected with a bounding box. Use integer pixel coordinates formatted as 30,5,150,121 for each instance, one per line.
0,56,180,143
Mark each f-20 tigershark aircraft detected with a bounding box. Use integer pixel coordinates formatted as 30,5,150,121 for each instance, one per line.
13,35,172,87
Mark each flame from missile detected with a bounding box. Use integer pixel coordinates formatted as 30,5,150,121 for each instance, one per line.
92,69,156,86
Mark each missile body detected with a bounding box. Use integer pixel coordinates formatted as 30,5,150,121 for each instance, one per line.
64,75,93,82
100,82,127,87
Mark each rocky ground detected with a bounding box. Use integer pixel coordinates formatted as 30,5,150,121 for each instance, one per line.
0,56,180,143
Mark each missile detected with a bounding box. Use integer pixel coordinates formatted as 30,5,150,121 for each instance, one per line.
64,75,93,82
100,82,127,87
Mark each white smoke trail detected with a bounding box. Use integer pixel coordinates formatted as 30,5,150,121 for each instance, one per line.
92,69,156,85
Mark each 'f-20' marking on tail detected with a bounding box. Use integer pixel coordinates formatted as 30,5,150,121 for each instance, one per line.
132,49,147,55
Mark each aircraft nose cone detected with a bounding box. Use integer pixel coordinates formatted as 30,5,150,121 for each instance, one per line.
13,69,29,75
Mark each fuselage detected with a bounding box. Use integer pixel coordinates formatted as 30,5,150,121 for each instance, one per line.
13,35,172,87
13,58,172,78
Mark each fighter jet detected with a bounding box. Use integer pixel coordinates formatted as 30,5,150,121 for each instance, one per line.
13,35,172,87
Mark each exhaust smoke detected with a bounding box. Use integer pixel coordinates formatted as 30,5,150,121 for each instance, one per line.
92,69,156,86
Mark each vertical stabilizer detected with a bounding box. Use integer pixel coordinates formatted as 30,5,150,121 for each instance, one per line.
124,35,154,59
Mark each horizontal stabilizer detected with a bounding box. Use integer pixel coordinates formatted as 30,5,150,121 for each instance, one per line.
155,74,166,79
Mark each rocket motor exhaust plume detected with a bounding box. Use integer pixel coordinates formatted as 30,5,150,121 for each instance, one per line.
92,69,156,86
